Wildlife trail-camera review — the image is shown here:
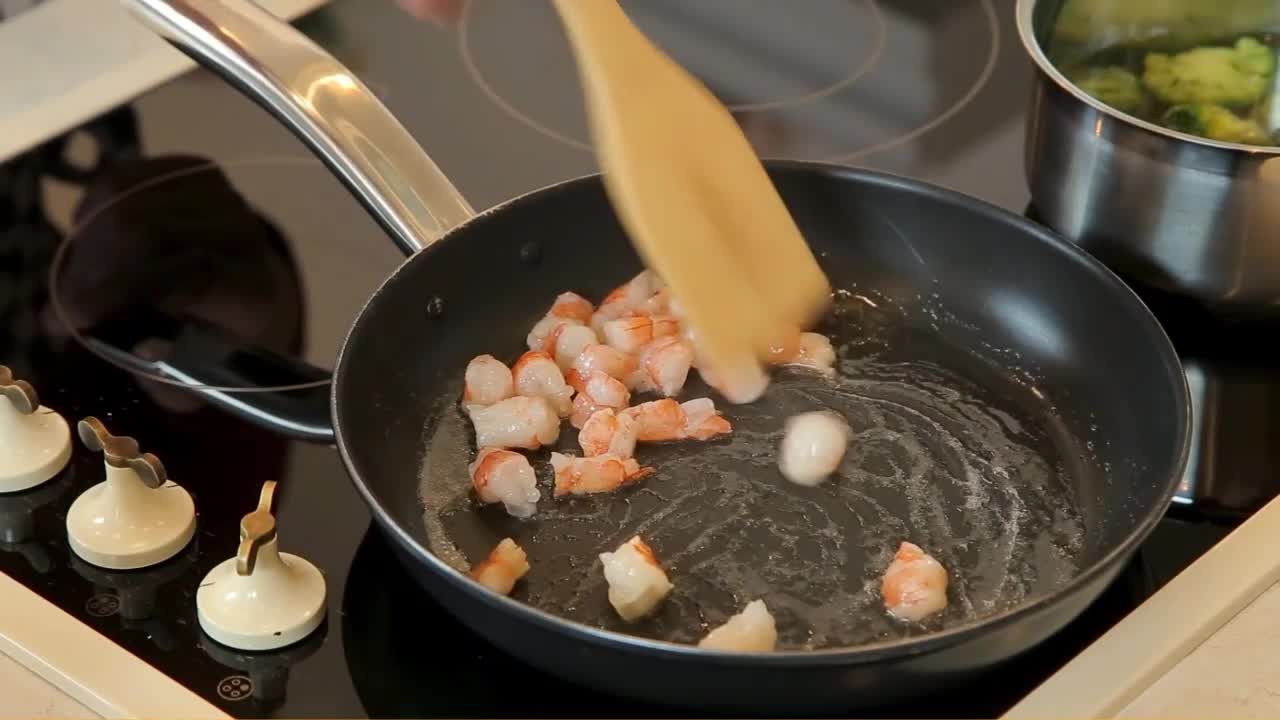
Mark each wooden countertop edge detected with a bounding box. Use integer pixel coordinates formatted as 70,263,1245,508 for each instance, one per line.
1004,493,1280,719
0,571,230,719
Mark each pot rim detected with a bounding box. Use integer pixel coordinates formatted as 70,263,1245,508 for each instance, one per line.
1014,0,1280,156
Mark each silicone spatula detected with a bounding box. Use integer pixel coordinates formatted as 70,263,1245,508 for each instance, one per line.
551,0,831,403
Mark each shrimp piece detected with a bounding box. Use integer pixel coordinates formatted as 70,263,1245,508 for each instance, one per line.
470,396,560,450
778,411,849,486
768,330,836,373
622,398,732,442
527,315,578,353
592,270,665,333
599,535,673,622
881,541,949,622
637,287,672,316
683,326,770,405
793,332,837,372
550,452,653,497
678,398,733,440
697,599,778,652
462,355,514,408
468,538,530,596
569,370,632,428
512,351,574,417
633,335,695,397
526,293,598,352
469,448,541,518
552,324,598,372
578,408,639,459
570,344,639,387
547,291,594,324
601,315,680,354
620,399,687,442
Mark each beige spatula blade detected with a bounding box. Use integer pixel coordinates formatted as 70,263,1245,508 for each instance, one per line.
552,0,832,403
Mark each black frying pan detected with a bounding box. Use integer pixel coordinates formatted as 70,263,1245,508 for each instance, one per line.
128,0,1190,714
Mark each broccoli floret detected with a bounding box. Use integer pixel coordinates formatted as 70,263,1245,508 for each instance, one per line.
1161,103,1272,144
1142,37,1276,107
1068,66,1147,114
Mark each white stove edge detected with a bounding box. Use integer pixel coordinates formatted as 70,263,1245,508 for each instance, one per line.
0,571,229,719
0,0,328,164
1004,492,1280,719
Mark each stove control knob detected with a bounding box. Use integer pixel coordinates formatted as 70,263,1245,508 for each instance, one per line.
0,366,71,493
67,417,196,570
197,481,325,651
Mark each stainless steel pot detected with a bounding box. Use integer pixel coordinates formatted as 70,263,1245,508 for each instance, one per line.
1017,0,1280,311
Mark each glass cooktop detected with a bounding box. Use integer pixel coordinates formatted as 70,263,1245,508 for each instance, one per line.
0,0,1267,716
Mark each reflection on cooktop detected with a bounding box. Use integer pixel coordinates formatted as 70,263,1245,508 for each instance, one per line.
0,471,73,573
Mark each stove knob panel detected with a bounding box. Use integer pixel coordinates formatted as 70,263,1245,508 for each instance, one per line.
66,417,196,570
0,366,72,494
197,481,326,652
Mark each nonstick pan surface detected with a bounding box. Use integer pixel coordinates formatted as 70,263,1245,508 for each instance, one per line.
128,1,1190,712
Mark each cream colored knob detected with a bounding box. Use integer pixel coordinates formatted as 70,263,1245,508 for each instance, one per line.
0,366,71,494
197,481,325,652
66,417,196,570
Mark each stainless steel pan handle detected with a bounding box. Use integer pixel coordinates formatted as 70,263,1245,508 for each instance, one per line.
122,0,476,255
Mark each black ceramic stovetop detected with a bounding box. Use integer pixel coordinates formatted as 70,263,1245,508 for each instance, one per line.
0,0,1268,716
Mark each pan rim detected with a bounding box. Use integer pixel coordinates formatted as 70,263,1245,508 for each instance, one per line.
331,159,1192,666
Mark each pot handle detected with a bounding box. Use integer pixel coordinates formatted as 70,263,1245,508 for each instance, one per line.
121,0,477,257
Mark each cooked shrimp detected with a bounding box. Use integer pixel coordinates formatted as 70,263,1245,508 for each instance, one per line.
621,398,732,442
697,599,777,652
526,315,578,354
768,330,836,373
778,411,849,486
637,287,672,316
570,344,638,387
569,370,632,428
511,351,575,417
633,335,694,397
552,324,598,372
598,535,673,622
881,541,949,622
683,326,770,404
578,408,639,459
470,396,560,450
468,448,541,518
468,538,530,596
462,355,514,408
620,399,687,442
547,291,594,324
601,315,680,354
678,398,733,440
592,270,665,333
793,332,836,372
550,452,652,497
